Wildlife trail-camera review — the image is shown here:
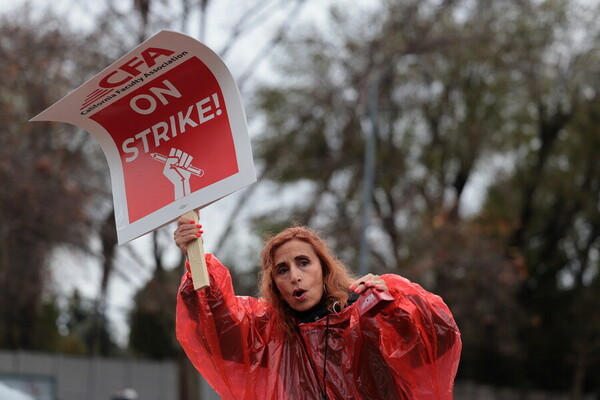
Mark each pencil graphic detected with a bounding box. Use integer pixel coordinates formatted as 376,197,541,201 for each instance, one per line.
151,152,204,177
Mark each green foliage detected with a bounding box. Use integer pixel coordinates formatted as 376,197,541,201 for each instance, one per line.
32,298,62,351
128,268,181,360
58,290,120,356
129,310,177,359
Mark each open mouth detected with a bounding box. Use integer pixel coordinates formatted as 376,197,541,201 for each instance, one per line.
293,288,307,299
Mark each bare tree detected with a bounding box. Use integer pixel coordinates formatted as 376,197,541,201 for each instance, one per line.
0,7,110,350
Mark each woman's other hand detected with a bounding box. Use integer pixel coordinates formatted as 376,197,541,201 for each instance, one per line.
348,273,388,294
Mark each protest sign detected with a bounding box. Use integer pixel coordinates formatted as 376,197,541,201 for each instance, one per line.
31,30,256,288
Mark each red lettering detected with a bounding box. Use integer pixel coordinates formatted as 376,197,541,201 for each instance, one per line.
141,47,175,67
120,56,145,76
97,47,174,89
99,70,132,88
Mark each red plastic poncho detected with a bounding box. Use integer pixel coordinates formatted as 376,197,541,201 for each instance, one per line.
176,255,461,400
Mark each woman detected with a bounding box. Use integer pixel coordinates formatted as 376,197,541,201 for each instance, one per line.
174,215,461,400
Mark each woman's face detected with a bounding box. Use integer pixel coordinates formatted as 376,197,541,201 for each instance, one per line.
272,239,324,312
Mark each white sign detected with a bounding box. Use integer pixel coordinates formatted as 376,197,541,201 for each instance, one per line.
31,30,256,244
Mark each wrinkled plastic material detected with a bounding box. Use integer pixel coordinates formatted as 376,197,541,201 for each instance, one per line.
177,254,461,400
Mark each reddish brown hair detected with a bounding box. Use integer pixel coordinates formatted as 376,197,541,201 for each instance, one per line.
259,226,356,338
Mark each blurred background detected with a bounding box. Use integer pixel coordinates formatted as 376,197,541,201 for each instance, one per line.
0,0,598,399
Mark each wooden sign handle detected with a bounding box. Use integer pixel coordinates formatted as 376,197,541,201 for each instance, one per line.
182,210,209,290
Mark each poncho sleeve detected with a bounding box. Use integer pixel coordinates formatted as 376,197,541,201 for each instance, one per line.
374,274,462,399
176,254,272,399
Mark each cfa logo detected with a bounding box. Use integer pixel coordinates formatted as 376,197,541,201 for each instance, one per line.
80,47,175,112
99,47,175,88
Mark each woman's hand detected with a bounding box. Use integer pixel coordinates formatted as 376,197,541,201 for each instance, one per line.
174,213,204,255
348,273,388,294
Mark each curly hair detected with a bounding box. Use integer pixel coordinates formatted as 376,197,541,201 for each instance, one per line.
259,226,356,338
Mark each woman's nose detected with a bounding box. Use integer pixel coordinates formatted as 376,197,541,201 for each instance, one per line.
289,266,301,282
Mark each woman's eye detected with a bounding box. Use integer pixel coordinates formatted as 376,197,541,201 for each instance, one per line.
276,267,288,275
299,259,309,267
